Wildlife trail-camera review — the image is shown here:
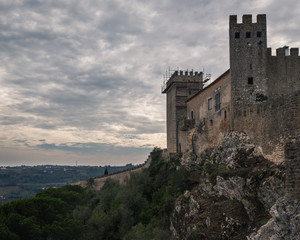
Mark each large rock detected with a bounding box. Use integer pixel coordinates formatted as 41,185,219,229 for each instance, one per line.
248,197,300,240
171,131,286,239
170,191,202,239
214,176,245,201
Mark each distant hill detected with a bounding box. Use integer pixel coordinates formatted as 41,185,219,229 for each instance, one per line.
0,164,134,203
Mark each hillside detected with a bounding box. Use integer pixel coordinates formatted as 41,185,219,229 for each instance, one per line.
0,164,134,203
0,133,299,239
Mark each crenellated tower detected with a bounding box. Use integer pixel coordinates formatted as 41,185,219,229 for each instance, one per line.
229,14,268,130
162,70,204,153
229,14,300,163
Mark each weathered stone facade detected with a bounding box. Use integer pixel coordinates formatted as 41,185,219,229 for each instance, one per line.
285,137,300,201
230,15,300,164
162,14,300,165
186,70,231,154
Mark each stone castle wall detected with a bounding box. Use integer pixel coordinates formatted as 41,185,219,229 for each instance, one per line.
285,136,300,201
233,90,299,163
267,47,300,98
231,47,300,163
185,70,231,154
72,154,153,190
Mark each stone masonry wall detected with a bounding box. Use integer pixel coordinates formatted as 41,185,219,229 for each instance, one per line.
166,86,177,153
163,70,203,153
285,136,300,201
267,47,300,98
185,70,231,155
232,91,299,163
72,154,153,190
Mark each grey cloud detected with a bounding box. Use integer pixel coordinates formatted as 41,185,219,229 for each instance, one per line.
0,116,28,126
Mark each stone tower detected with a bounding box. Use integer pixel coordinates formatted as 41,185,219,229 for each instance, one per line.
162,70,203,153
229,14,268,130
229,14,300,162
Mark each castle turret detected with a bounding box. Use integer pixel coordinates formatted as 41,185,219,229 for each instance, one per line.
162,70,203,153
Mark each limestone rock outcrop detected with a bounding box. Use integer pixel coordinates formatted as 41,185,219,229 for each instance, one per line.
170,132,288,240
248,197,300,240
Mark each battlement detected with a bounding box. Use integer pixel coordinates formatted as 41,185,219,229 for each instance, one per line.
230,14,266,25
267,47,299,57
173,70,203,77
161,69,204,93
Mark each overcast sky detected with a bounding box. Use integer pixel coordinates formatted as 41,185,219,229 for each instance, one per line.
0,0,299,166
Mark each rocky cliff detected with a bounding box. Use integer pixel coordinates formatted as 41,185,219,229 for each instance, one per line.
170,132,299,240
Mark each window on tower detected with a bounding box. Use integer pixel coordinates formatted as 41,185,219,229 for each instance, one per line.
248,77,254,85
246,32,251,38
257,31,262,37
235,32,240,38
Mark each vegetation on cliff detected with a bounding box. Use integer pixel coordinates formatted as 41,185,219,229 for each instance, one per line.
0,148,191,240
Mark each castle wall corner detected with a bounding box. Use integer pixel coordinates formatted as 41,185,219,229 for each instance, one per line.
285,136,300,201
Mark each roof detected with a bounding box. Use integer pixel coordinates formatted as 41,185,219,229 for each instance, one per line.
186,69,230,102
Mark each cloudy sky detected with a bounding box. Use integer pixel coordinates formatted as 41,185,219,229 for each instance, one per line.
0,0,299,166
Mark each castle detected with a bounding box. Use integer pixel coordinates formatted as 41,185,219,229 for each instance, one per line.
162,14,300,164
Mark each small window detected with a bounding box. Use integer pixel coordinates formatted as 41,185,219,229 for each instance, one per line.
248,77,254,85
250,64,252,70
191,110,194,120
224,110,227,119
210,119,213,126
257,31,262,37
208,98,212,110
215,92,221,111
246,32,251,38
235,32,240,39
